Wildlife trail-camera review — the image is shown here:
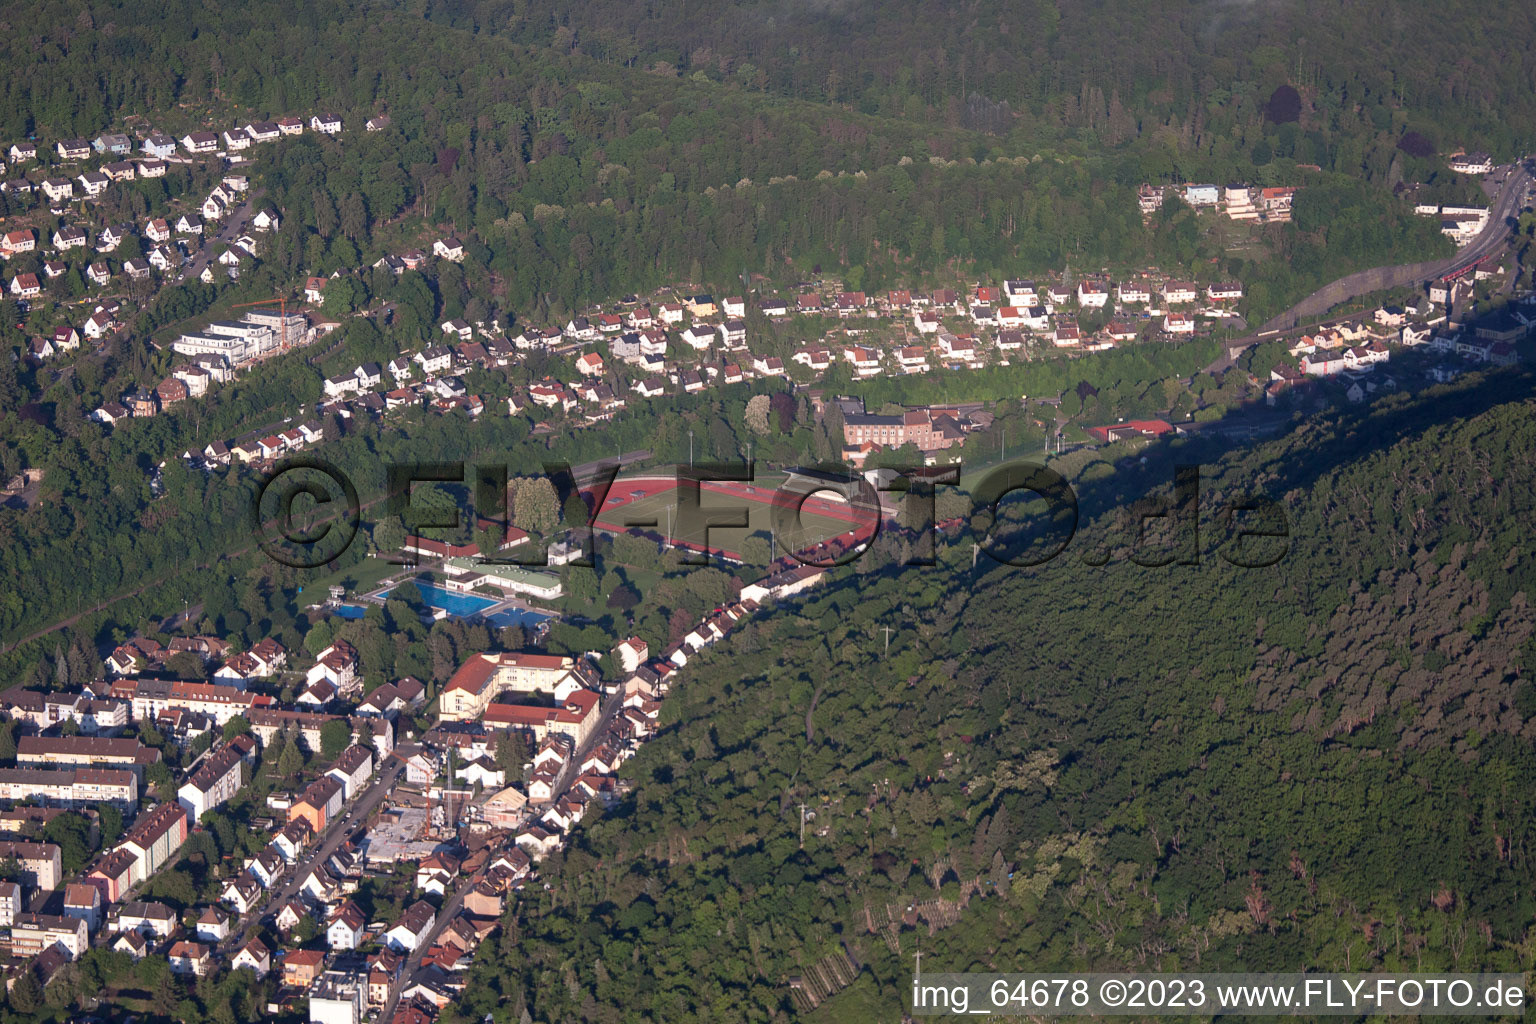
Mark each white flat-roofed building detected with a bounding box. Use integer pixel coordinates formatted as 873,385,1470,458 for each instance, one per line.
443,558,563,601
11,913,88,960
172,318,279,363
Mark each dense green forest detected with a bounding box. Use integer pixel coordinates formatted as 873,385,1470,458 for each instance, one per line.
440,367,1536,1022
489,0,1536,161
6,0,1533,162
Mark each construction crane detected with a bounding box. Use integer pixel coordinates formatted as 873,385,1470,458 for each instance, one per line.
229,294,296,349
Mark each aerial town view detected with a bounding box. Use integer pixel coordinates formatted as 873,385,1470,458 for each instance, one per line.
0,2,1533,1022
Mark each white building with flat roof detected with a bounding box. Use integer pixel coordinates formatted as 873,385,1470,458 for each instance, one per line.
443,558,563,601
309,971,365,1024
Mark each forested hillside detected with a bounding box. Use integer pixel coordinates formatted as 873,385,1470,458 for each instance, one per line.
493,0,1536,162
1,0,1458,314
449,367,1536,1022
7,0,1531,170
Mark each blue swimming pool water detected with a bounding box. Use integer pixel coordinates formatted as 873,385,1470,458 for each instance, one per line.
485,606,555,629
333,604,367,619
381,581,498,616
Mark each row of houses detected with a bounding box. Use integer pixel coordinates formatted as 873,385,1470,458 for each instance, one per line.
1265,298,1529,404
1138,182,1298,222
19,116,343,167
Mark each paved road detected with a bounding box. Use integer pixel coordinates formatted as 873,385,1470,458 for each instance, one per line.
177,188,261,283
569,449,652,483
378,683,630,1019
376,859,486,1022
1204,160,1533,375
223,757,405,954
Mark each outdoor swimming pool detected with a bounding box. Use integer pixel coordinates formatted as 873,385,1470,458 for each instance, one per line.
485,605,554,629
333,604,367,619
381,582,498,616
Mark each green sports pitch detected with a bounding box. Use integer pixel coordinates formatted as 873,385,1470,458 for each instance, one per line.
591,475,878,562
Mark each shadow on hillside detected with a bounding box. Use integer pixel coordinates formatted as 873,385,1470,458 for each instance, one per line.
948,306,1534,580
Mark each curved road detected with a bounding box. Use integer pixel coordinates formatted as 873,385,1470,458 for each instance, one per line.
1206,159,1532,373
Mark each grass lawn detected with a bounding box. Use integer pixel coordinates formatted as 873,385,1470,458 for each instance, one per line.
293,555,400,608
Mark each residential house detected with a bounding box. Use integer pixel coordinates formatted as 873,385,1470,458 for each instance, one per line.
118,803,188,885
385,901,436,953
155,377,189,407
110,900,177,939
1183,183,1220,206
93,132,131,155
177,742,246,821
282,949,327,988
1162,282,1198,305
0,882,20,927
288,775,344,833
11,914,89,960
194,906,230,943
274,899,309,932
62,883,102,933
142,133,176,158
1449,152,1493,174
245,847,285,890
1076,281,1110,307
233,936,271,977
1,228,35,255
168,940,213,977
325,744,374,801
222,873,262,914
77,170,109,196
180,132,219,154
111,930,148,960
414,346,453,375
41,178,74,202
87,849,137,902
307,640,360,695
327,901,367,950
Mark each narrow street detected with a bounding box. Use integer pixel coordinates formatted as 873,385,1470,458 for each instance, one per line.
176,187,263,284
378,679,630,1020
222,758,405,954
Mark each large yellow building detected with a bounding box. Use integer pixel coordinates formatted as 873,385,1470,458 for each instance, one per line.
438,653,589,722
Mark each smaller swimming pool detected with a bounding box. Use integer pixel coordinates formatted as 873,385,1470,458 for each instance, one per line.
485,606,555,629
332,604,367,619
